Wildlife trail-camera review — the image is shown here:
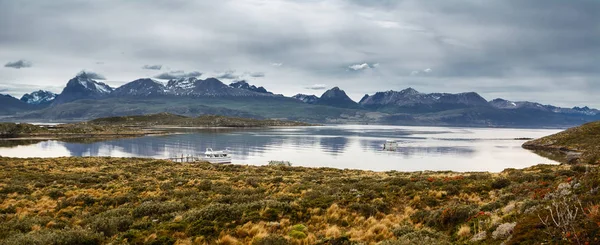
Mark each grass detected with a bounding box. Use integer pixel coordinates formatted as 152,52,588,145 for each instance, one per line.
0,157,598,244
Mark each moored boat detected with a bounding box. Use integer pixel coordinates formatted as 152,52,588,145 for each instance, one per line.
199,148,232,164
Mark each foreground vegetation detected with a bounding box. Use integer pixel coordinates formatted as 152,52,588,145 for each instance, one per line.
0,157,598,245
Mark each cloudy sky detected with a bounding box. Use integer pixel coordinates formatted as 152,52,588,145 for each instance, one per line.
1,0,598,107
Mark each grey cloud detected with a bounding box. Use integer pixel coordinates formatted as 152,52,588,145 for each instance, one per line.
78,70,106,80
4,60,32,69
306,84,328,90
142,64,162,70
216,70,239,80
153,70,202,80
248,72,265,78
0,0,598,107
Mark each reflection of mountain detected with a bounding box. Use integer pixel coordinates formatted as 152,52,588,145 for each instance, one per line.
359,140,475,157
393,146,475,157
319,137,350,155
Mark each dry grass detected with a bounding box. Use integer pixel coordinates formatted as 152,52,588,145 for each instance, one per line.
0,157,598,244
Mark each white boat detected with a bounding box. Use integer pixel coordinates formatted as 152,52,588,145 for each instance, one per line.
383,140,399,151
199,148,232,164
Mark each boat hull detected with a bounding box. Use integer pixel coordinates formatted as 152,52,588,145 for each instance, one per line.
200,157,232,164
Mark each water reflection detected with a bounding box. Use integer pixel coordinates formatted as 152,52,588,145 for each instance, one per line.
319,137,349,155
0,125,561,172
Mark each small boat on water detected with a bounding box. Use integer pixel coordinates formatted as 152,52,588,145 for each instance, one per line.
383,140,399,151
200,148,232,164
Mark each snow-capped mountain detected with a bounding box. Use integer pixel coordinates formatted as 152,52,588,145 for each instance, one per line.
112,79,167,97
490,98,600,116
292,94,319,104
52,73,114,105
166,77,199,95
164,77,274,97
20,90,57,105
229,80,272,94
359,88,489,110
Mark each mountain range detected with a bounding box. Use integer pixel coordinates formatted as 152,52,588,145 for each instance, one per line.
1,73,598,127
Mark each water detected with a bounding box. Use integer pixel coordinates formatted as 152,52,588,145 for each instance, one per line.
0,125,561,172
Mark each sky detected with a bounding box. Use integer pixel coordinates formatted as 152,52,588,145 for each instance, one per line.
1,0,599,108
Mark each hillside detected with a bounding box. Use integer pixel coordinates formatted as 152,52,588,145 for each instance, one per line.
523,121,600,164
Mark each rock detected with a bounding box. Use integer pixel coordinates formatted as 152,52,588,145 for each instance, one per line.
492,222,516,240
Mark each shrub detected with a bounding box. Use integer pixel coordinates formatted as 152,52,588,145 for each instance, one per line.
392,225,416,237
132,201,185,218
86,210,133,237
3,229,102,245
186,219,218,237
289,224,308,239
289,230,308,239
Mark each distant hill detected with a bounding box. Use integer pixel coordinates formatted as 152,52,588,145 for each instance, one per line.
523,121,600,164
0,94,33,115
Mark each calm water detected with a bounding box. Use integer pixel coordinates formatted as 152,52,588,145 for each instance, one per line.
0,125,561,172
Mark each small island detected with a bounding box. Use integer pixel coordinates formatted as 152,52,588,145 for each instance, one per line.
0,113,313,141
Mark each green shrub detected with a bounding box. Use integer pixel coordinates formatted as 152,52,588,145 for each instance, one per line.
132,201,185,218
289,230,308,239
86,209,133,237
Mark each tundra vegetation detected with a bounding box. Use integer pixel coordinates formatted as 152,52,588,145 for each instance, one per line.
0,157,598,245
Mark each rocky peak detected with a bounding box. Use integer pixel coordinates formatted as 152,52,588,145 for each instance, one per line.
317,87,360,108
229,80,271,94
293,94,320,104
112,79,167,97
20,90,57,105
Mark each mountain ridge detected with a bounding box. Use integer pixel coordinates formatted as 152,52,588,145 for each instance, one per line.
3,74,600,127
